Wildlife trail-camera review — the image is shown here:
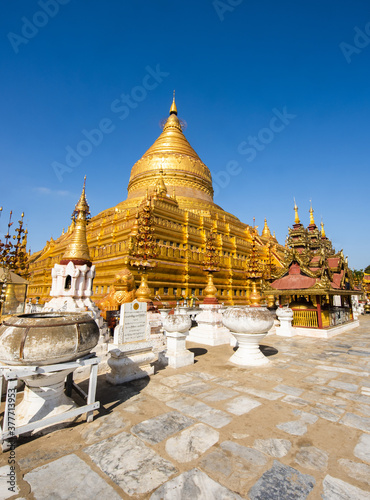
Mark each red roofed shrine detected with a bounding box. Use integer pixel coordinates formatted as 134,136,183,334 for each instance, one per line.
264,203,361,331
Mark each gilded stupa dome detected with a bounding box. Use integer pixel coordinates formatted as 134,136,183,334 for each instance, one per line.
127,95,214,203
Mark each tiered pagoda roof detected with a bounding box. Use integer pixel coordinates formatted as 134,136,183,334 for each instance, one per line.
266,203,358,296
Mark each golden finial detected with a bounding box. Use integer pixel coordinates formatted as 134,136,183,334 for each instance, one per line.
262,218,271,238
309,201,315,225
293,198,300,224
61,176,91,265
75,175,89,213
169,90,177,115
321,220,326,238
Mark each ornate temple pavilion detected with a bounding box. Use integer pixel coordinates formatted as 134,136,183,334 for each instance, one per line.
264,203,360,330
28,97,285,306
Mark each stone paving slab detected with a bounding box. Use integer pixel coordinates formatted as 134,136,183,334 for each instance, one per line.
0,465,19,500
24,454,122,500
224,396,261,415
77,412,127,445
196,387,240,402
294,445,329,470
84,431,177,496
338,459,370,486
150,468,244,499
328,380,359,392
165,423,219,462
131,411,195,444
340,412,370,432
174,380,213,395
253,438,292,457
248,460,315,499
273,384,304,396
166,396,232,428
354,433,370,463
238,387,285,400
322,474,370,499
276,419,308,436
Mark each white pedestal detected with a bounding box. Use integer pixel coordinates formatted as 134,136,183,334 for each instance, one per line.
0,358,100,450
229,332,269,366
16,369,77,431
275,308,295,337
159,331,194,369
186,304,232,346
106,348,156,385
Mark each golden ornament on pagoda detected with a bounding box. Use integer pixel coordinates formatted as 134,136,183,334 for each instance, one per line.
245,230,264,306
202,230,220,303
129,200,158,303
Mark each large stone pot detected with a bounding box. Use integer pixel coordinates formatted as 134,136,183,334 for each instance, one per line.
222,306,274,366
0,312,99,366
162,313,192,334
0,312,99,434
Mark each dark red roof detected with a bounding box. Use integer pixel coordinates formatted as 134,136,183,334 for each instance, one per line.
328,257,340,268
271,274,317,290
331,270,344,289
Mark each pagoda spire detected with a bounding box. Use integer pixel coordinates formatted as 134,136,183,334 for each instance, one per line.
60,176,91,266
294,199,300,224
321,220,326,238
169,90,177,115
309,202,315,226
262,218,271,238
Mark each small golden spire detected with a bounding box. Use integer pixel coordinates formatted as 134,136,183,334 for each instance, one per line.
294,199,300,224
262,218,271,238
61,176,91,265
309,202,315,225
321,220,326,238
169,90,177,115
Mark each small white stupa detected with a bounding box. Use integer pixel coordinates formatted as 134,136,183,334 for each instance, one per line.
44,177,102,326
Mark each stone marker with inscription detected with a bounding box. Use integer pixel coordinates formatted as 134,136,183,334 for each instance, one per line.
107,300,157,384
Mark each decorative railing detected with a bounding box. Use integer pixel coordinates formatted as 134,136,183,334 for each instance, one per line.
292,309,318,328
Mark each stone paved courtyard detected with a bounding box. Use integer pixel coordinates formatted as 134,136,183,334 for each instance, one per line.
1,316,370,499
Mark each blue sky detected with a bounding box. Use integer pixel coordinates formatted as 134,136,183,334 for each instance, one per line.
0,1,369,269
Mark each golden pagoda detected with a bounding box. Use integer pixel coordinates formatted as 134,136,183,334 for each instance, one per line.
28,97,285,305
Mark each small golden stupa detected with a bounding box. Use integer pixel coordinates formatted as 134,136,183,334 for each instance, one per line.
28,96,285,305
60,176,91,266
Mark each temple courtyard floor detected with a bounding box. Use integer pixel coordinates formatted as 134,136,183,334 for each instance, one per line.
1,316,370,499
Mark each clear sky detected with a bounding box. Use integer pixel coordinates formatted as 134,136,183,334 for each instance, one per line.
0,1,369,269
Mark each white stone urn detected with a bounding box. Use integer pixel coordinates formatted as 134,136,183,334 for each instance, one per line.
162,313,192,334
161,313,194,368
222,306,274,366
275,307,294,337
158,308,172,323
